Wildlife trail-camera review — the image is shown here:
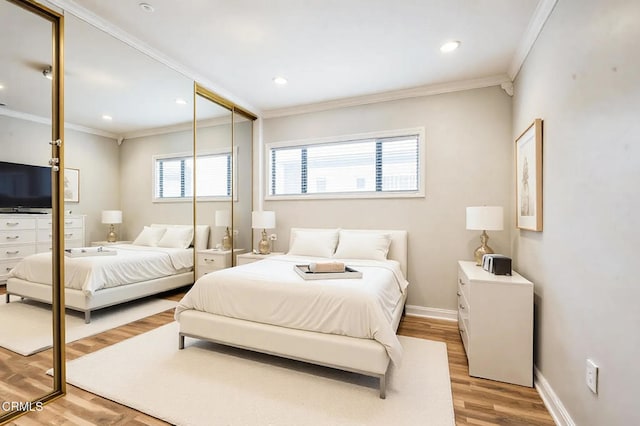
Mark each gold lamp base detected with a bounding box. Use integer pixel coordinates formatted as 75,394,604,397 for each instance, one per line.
106,224,117,243
473,230,494,266
257,229,271,254
222,227,232,250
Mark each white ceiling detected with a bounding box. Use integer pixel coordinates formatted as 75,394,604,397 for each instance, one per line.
0,0,549,137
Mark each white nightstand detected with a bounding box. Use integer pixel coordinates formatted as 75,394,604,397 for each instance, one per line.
196,248,246,279
91,241,132,246
457,260,533,387
236,251,285,266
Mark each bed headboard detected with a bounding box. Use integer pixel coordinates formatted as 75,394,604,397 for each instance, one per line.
288,228,408,278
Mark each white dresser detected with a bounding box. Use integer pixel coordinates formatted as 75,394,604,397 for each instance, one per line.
457,260,534,387
0,214,86,283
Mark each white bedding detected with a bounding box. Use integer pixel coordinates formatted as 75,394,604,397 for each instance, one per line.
175,254,408,365
8,244,193,296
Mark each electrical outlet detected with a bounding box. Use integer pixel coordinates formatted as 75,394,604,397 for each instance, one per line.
586,359,598,394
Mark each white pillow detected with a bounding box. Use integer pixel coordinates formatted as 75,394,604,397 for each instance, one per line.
157,226,194,249
333,230,392,261
151,224,209,249
288,228,339,258
133,226,167,247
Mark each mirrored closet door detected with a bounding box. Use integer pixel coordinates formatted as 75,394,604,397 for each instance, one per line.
0,0,65,422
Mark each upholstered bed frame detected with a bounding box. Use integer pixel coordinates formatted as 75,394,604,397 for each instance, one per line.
5,224,208,323
6,272,193,323
177,229,408,399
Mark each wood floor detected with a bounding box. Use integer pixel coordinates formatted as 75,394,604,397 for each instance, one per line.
0,286,555,425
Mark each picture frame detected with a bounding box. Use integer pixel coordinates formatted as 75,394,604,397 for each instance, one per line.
515,119,543,231
64,168,80,203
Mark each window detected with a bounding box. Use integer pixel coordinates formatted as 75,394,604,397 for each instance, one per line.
154,150,232,201
267,129,424,199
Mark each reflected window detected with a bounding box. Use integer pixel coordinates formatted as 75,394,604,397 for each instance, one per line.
154,150,232,201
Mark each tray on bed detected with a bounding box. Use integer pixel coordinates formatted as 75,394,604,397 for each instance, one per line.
294,264,363,280
64,247,116,257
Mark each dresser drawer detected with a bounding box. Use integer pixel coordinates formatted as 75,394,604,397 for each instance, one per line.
0,243,37,260
37,216,84,230
0,217,36,231
457,268,470,300
0,258,21,279
0,229,37,245
37,228,83,242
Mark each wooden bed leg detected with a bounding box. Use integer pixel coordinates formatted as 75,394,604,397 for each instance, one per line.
379,374,386,399
84,311,91,324
178,333,185,350
5,293,9,303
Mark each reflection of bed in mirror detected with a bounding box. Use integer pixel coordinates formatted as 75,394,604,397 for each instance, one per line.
6,224,206,323
176,228,408,398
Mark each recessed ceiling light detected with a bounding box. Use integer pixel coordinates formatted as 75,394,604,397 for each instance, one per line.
440,41,461,53
175,98,187,105
102,115,113,121
273,76,288,85
0,84,4,90
139,3,155,13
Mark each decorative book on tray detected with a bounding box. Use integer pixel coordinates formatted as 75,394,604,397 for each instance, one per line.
64,246,116,257
294,262,362,280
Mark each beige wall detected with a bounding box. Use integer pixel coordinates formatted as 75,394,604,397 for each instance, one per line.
262,86,513,312
512,0,640,424
0,115,119,243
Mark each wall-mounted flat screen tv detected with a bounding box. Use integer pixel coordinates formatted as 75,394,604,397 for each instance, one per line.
0,161,52,209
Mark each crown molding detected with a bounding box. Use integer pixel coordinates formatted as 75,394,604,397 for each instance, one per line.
508,0,559,80
44,0,260,117
0,108,118,139
263,74,512,119
123,115,232,140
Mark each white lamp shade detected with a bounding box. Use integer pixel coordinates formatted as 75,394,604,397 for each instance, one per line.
215,210,231,227
466,206,503,231
252,211,276,229
101,210,122,224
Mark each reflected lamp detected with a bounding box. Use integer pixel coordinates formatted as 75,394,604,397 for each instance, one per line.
215,210,232,250
101,210,122,243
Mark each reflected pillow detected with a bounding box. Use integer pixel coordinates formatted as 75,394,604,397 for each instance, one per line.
133,226,167,247
333,230,391,261
157,226,194,249
288,228,339,258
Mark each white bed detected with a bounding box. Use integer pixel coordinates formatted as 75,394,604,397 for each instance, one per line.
5,224,207,323
175,228,408,398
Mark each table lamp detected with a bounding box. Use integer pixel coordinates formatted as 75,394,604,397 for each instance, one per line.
101,210,122,243
251,211,276,254
466,206,503,265
215,210,232,250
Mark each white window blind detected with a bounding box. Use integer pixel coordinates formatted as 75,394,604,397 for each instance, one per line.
269,133,421,198
154,152,231,201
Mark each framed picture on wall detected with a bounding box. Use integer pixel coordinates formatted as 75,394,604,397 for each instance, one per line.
64,168,80,203
515,119,543,231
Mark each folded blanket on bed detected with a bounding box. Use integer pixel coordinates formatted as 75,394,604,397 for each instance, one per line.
67,247,103,254
308,261,345,273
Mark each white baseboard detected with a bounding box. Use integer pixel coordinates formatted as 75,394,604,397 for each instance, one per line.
404,304,457,321
534,367,575,426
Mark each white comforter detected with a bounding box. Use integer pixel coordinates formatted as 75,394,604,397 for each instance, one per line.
8,244,193,296
175,255,408,365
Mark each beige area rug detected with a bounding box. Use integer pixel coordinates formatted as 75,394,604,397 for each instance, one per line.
0,296,176,356
61,322,455,426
